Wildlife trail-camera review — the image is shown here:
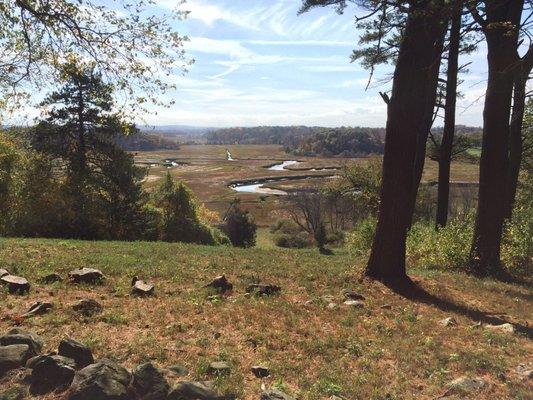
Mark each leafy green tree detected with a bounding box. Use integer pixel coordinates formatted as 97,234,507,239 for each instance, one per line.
0,0,188,116
154,172,218,245
223,199,257,248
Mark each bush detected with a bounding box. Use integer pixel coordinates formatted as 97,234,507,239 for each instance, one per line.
274,232,312,249
222,203,257,248
154,173,221,245
346,217,377,257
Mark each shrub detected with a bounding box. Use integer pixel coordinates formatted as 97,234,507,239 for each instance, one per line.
346,217,377,257
154,173,220,245
274,232,312,249
222,202,257,248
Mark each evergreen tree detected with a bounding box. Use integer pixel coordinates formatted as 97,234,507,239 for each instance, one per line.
32,62,146,239
223,199,257,248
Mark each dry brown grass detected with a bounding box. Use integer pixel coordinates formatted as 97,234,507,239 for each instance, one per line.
0,238,530,399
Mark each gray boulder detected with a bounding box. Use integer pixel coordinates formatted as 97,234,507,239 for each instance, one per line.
260,389,295,400
72,299,103,316
0,344,31,376
203,275,233,293
39,273,63,284
29,355,76,395
446,376,487,394
131,277,155,297
0,275,30,294
167,381,221,400
208,361,231,376
23,301,53,318
0,268,9,278
0,328,43,357
341,289,365,301
59,338,94,369
132,362,169,400
69,268,104,285
68,359,131,400
246,284,281,296
251,365,270,378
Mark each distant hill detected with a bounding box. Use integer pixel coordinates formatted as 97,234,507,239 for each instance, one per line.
114,133,180,151
139,125,216,138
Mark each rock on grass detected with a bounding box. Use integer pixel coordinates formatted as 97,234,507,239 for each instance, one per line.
0,329,43,357
68,359,131,400
0,344,31,377
58,338,94,369
167,381,221,400
68,268,104,285
0,275,30,294
132,362,170,400
29,355,76,395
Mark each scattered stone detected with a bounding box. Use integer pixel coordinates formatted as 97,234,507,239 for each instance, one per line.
58,338,94,369
343,300,365,308
26,354,56,369
0,269,9,278
485,323,515,334
251,365,270,378
132,362,170,400
342,289,365,301
0,275,30,294
261,388,295,400
515,363,533,379
22,301,53,318
380,304,392,310
0,344,31,376
321,295,336,303
203,275,233,293
29,355,76,395
167,381,221,400
168,364,189,377
0,328,43,357
327,302,338,310
208,361,231,375
68,268,104,285
68,359,131,400
246,284,281,296
439,317,457,327
72,299,103,317
131,277,155,297
39,273,63,284
446,376,487,394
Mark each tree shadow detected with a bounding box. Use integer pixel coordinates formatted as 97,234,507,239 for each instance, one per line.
385,278,533,339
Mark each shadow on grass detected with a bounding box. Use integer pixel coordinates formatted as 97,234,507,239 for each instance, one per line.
385,277,533,339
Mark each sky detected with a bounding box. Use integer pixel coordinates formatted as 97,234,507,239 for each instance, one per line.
147,0,492,128
10,0,493,128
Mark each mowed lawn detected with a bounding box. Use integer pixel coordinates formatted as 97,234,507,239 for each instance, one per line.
0,238,531,399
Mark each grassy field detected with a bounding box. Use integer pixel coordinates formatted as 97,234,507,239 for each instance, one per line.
0,238,531,399
134,145,480,226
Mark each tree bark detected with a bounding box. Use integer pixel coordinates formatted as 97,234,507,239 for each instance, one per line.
365,1,448,283
470,0,523,274
436,0,462,228
504,46,533,219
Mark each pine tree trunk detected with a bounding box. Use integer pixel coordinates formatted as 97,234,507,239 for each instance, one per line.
365,2,447,283
504,48,533,219
470,0,523,274
436,0,462,228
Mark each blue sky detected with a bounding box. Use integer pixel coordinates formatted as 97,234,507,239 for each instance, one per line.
147,0,491,128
